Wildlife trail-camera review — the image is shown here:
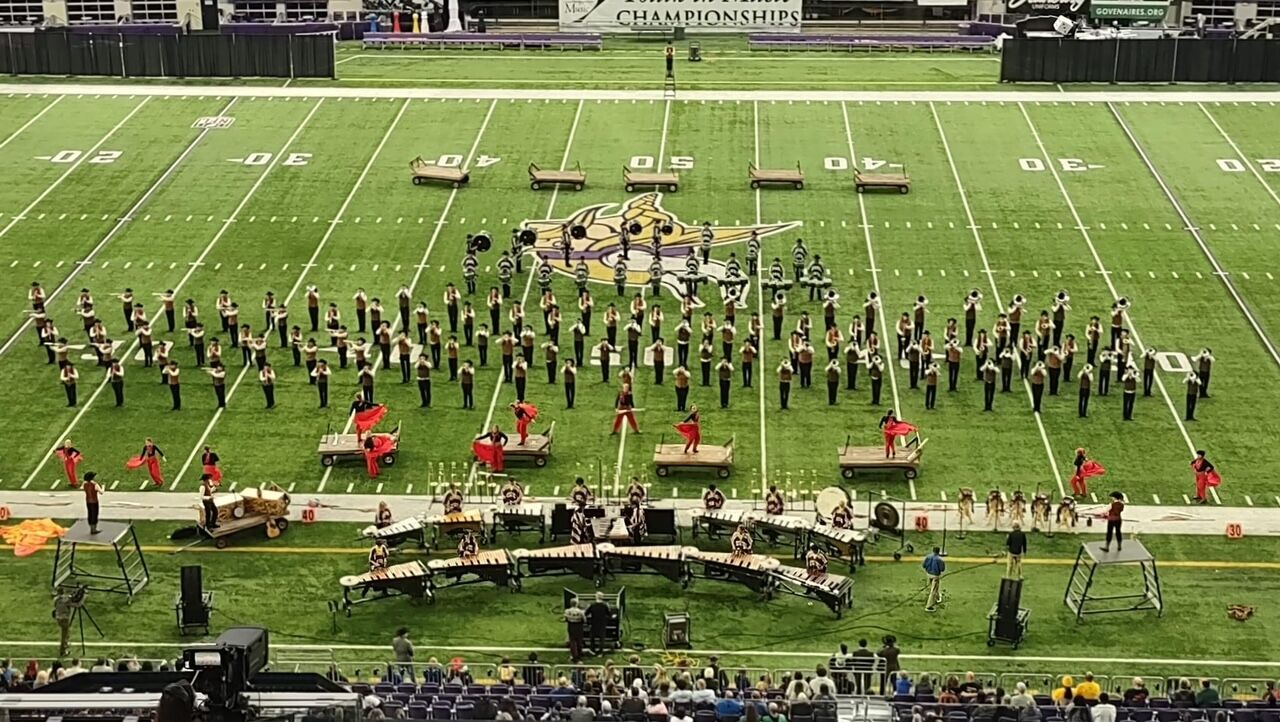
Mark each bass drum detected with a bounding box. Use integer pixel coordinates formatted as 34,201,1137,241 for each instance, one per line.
815,486,850,522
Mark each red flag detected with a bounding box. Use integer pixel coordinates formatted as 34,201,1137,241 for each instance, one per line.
514,402,539,421
1079,459,1106,480
674,422,700,446
1205,469,1222,488
202,464,223,484
125,455,147,470
473,440,499,467
883,420,917,439
355,405,388,435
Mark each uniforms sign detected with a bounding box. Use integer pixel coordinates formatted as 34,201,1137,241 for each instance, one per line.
558,0,802,32
1005,0,1087,13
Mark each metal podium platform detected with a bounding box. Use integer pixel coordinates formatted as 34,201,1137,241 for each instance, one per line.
1064,539,1163,622
52,520,150,603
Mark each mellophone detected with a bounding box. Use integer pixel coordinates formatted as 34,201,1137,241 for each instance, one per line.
691,509,869,570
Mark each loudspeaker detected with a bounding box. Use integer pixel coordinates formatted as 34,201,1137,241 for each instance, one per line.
199,0,220,31
177,565,211,634
994,578,1024,641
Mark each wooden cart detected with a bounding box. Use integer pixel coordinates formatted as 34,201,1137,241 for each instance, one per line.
318,428,400,468
854,167,910,194
198,484,291,550
749,162,805,190
493,421,556,468
529,162,585,191
624,165,679,193
837,438,928,480
653,435,735,479
411,156,470,188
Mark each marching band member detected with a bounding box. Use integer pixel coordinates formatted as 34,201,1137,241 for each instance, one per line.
1070,447,1106,497
200,473,219,531
501,477,524,506
895,312,912,362
571,476,595,507
1056,496,1078,528
765,484,785,515
912,295,929,341
1102,491,1125,553
1109,300,1126,349
717,357,733,408
259,362,276,409
443,484,464,515
1051,290,1070,347
805,544,829,576
791,238,808,283
1046,345,1064,396
963,289,982,347
1078,363,1093,417
985,489,1005,529
730,522,753,555
674,405,701,454
845,338,863,391
368,538,390,572
993,313,1010,354
60,361,79,407
957,488,976,529
457,529,479,559
830,500,852,529
625,476,647,506
1035,311,1053,360
55,439,83,488
867,353,884,406
1193,347,1214,398
1009,490,1027,527
822,290,840,331
570,503,592,544
1007,295,1025,344
626,499,647,544
923,362,939,410
201,446,223,485
981,359,998,412
777,358,793,410
612,383,640,434
702,483,725,510
1191,450,1221,504
126,438,166,487
827,359,842,405
1029,361,1046,413
1184,371,1201,420
375,501,393,529
906,337,921,389
1122,363,1139,420
1030,493,1051,531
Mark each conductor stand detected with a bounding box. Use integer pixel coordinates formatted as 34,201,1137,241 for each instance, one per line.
987,578,1029,649
52,520,150,603
1064,539,1163,622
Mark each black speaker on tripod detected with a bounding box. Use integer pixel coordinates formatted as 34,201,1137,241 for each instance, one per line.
176,565,214,636
986,578,1029,649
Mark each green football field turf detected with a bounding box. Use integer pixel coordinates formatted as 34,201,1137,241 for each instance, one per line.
1,520,1279,676
1,90,1279,509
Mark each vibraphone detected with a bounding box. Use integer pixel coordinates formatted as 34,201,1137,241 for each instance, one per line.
426,510,484,549
512,545,599,582
426,550,516,592
360,516,427,548
550,504,605,541
771,564,854,617
685,549,780,597
490,503,546,542
690,509,743,538
339,561,431,615
808,524,868,570
596,543,691,586
753,514,813,558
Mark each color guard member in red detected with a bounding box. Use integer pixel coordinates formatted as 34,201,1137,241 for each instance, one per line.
125,438,165,486
612,383,639,434
1191,450,1221,504
1070,447,1106,497
511,401,538,445
55,439,83,488
674,405,701,453
878,410,916,459
473,426,509,473
201,445,222,485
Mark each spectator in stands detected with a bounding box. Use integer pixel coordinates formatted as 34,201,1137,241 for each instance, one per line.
671,709,694,722
763,702,788,722
850,639,876,695
703,656,728,692
392,628,415,683
570,695,596,722
811,665,838,698
831,644,853,694
1263,681,1278,706
785,671,809,700
1196,680,1221,707
552,677,579,704
600,700,616,722
1063,689,1091,722
735,670,753,693
497,698,519,722
893,672,912,696
1010,682,1035,709
623,656,645,688
1093,693,1117,722
0,660,15,686
32,670,48,689
692,679,716,706
1171,680,1197,708
971,694,1000,722
621,687,647,715
523,653,545,687
671,677,695,711
792,692,814,719
1074,673,1101,702
939,679,960,705
91,657,113,673
878,637,902,695
65,658,86,676
565,600,587,662
497,657,517,685
544,702,566,721
959,672,982,702
910,705,925,722
716,689,745,720
916,675,935,698
646,694,669,718
1122,678,1149,706
1052,676,1075,704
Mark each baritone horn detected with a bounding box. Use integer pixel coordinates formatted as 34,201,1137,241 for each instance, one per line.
1116,297,1131,311
627,221,643,236
517,228,537,247
467,231,492,253
569,224,588,240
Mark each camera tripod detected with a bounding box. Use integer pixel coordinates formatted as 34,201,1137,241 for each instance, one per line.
71,599,104,655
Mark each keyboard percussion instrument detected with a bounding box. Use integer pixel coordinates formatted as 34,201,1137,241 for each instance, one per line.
426,510,485,549
512,544,599,582
690,509,744,538
753,513,813,558
772,564,854,617
597,543,692,586
360,516,427,548
339,561,431,615
490,503,547,542
426,550,516,591
808,524,868,570
685,549,781,597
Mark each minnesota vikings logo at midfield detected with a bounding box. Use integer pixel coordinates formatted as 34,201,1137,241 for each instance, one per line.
523,194,801,302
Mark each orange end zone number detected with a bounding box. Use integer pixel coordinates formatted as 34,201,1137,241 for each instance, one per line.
1226,523,1243,539
301,508,317,524
914,515,929,532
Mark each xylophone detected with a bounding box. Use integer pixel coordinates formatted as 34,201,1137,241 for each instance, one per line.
426,550,516,592
596,543,691,586
685,548,780,597
360,516,427,548
690,509,743,539
771,564,854,617
490,503,546,542
511,545,599,582
753,514,813,559
808,524,868,570
339,561,431,615
425,510,484,549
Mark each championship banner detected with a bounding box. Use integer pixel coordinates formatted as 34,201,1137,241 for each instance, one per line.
558,0,802,32
1005,0,1087,13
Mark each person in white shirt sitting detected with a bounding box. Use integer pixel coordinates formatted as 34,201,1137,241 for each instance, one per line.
1092,693,1118,722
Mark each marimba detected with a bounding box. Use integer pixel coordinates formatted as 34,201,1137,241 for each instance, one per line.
592,516,631,543
490,503,546,542
426,550,515,592
772,564,854,617
690,509,743,539
808,524,868,570
339,561,431,615
597,543,691,586
753,513,813,559
425,510,484,549
512,545,599,582
361,516,426,548
685,548,780,597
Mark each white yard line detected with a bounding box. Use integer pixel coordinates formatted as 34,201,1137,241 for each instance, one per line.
313,99,499,493
22,99,329,490
172,98,414,490
1022,103,1197,453
752,101,769,497
9,83,1280,104
841,102,913,498
0,98,150,243
928,102,1066,497
0,95,63,151
612,98,673,489
0,98,241,360
474,100,585,473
